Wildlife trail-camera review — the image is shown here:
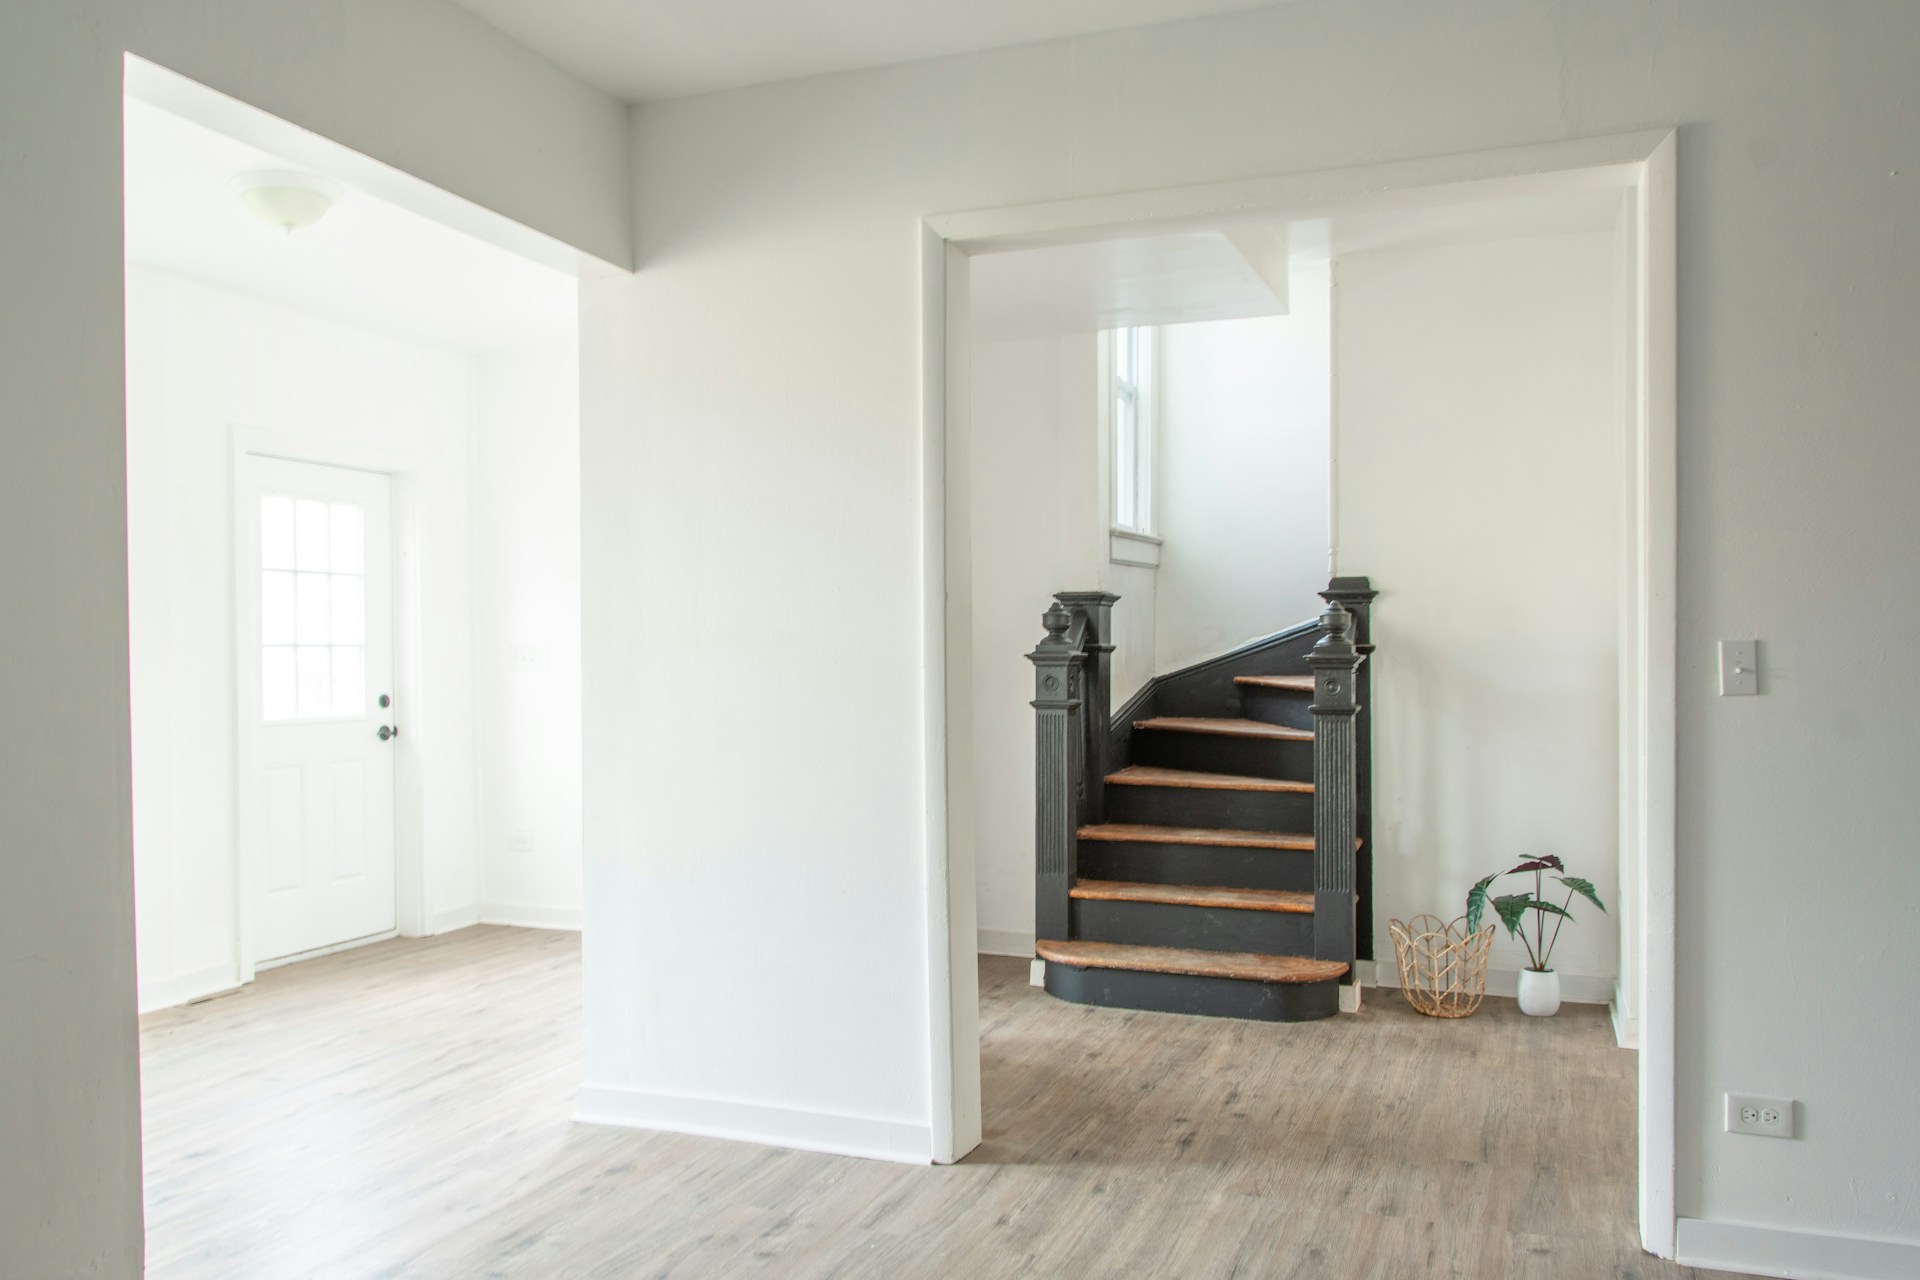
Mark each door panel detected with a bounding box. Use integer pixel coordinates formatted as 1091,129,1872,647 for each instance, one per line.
240,456,396,964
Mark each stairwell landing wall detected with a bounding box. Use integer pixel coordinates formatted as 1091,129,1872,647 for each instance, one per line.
1153,261,1334,671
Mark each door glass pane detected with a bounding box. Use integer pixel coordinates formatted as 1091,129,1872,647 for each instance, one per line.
330,575,363,646
331,646,365,717
295,499,330,571
296,572,330,645
296,646,332,717
261,571,296,646
261,492,369,722
262,646,297,721
261,496,295,570
329,504,363,575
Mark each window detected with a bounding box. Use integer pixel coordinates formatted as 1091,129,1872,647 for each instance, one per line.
1109,325,1156,540
259,494,367,721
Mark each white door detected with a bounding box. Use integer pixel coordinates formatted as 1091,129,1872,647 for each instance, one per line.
238,456,397,965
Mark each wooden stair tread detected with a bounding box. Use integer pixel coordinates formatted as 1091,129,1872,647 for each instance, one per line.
1077,822,1315,851
1070,880,1314,914
1134,716,1311,741
1036,939,1348,985
1106,765,1312,794
1233,675,1315,692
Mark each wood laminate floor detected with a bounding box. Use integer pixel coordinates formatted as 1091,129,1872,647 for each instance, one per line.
140,926,1746,1278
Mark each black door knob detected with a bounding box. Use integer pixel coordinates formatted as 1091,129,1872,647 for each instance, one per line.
377,725,397,742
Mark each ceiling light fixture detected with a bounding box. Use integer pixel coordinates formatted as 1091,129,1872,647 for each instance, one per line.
232,169,342,234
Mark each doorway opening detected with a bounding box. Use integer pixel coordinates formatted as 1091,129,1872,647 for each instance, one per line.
925,133,1676,1253
124,56,594,1271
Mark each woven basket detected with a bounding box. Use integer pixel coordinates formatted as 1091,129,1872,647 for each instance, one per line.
1388,914,1496,1018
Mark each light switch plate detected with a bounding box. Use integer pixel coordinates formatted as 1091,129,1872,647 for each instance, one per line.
1720,640,1758,696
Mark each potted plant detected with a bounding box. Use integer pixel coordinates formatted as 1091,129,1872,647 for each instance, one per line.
1465,856,1606,1017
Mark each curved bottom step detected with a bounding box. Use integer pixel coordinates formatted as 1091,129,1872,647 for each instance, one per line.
1037,939,1346,1023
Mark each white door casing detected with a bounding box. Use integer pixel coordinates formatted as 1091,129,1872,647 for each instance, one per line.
237,455,398,965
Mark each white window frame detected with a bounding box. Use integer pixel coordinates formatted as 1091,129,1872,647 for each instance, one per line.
1105,326,1161,567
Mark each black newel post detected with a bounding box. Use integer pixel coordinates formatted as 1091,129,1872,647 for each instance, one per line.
1308,600,1367,967
1053,590,1118,823
1029,602,1083,946
1320,576,1377,960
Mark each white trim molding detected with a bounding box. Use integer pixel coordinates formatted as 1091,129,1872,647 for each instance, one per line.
1675,1219,1920,1280
480,903,583,931
925,128,1679,1239
1109,529,1163,568
1611,979,1641,1050
578,1085,934,1165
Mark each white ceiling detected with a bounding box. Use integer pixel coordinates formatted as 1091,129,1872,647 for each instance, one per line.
449,0,1282,102
124,97,576,354
970,231,1288,342
968,185,1626,340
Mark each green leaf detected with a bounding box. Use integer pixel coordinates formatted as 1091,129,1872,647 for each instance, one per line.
1556,876,1607,914
1508,856,1565,874
1491,893,1572,938
1465,872,1500,933
1490,893,1532,937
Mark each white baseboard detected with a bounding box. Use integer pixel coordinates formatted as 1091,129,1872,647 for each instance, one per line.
1610,979,1641,1049
1676,1218,1920,1280
577,1084,933,1165
977,928,1034,957
429,904,482,934
138,962,242,1014
1369,959,1614,1006
480,902,582,931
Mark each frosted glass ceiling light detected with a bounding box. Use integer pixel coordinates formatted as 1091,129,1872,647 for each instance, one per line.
233,169,342,234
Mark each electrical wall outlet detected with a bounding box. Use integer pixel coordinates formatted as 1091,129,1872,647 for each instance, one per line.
1726,1093,1794,1137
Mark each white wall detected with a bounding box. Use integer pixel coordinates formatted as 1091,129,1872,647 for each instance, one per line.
125,265,484,1008
2,4,624,1271
964,334,1103,955
474,339,585,929
1154,262,1332,671
1334,231,1624,998
588,0,1920,1262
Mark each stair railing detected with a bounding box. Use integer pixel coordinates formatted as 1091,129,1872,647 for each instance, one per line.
1308,597,1368,967
1029,590,1118,945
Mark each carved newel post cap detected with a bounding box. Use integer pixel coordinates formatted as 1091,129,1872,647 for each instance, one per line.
1316,601,1353,644
1042,602,1072,640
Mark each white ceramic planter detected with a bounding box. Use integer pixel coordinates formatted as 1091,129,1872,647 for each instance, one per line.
1517,968,1561,1017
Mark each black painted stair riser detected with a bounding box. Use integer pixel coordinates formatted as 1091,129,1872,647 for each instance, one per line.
1236,686,1315,730
1070,898,1313,955
1106,783,1313,832
1075,840,1314,893
1131,730,1313,781
1044,962,1340,1022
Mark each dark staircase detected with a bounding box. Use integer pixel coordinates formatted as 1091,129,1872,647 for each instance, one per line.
1028,578,1374,1023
